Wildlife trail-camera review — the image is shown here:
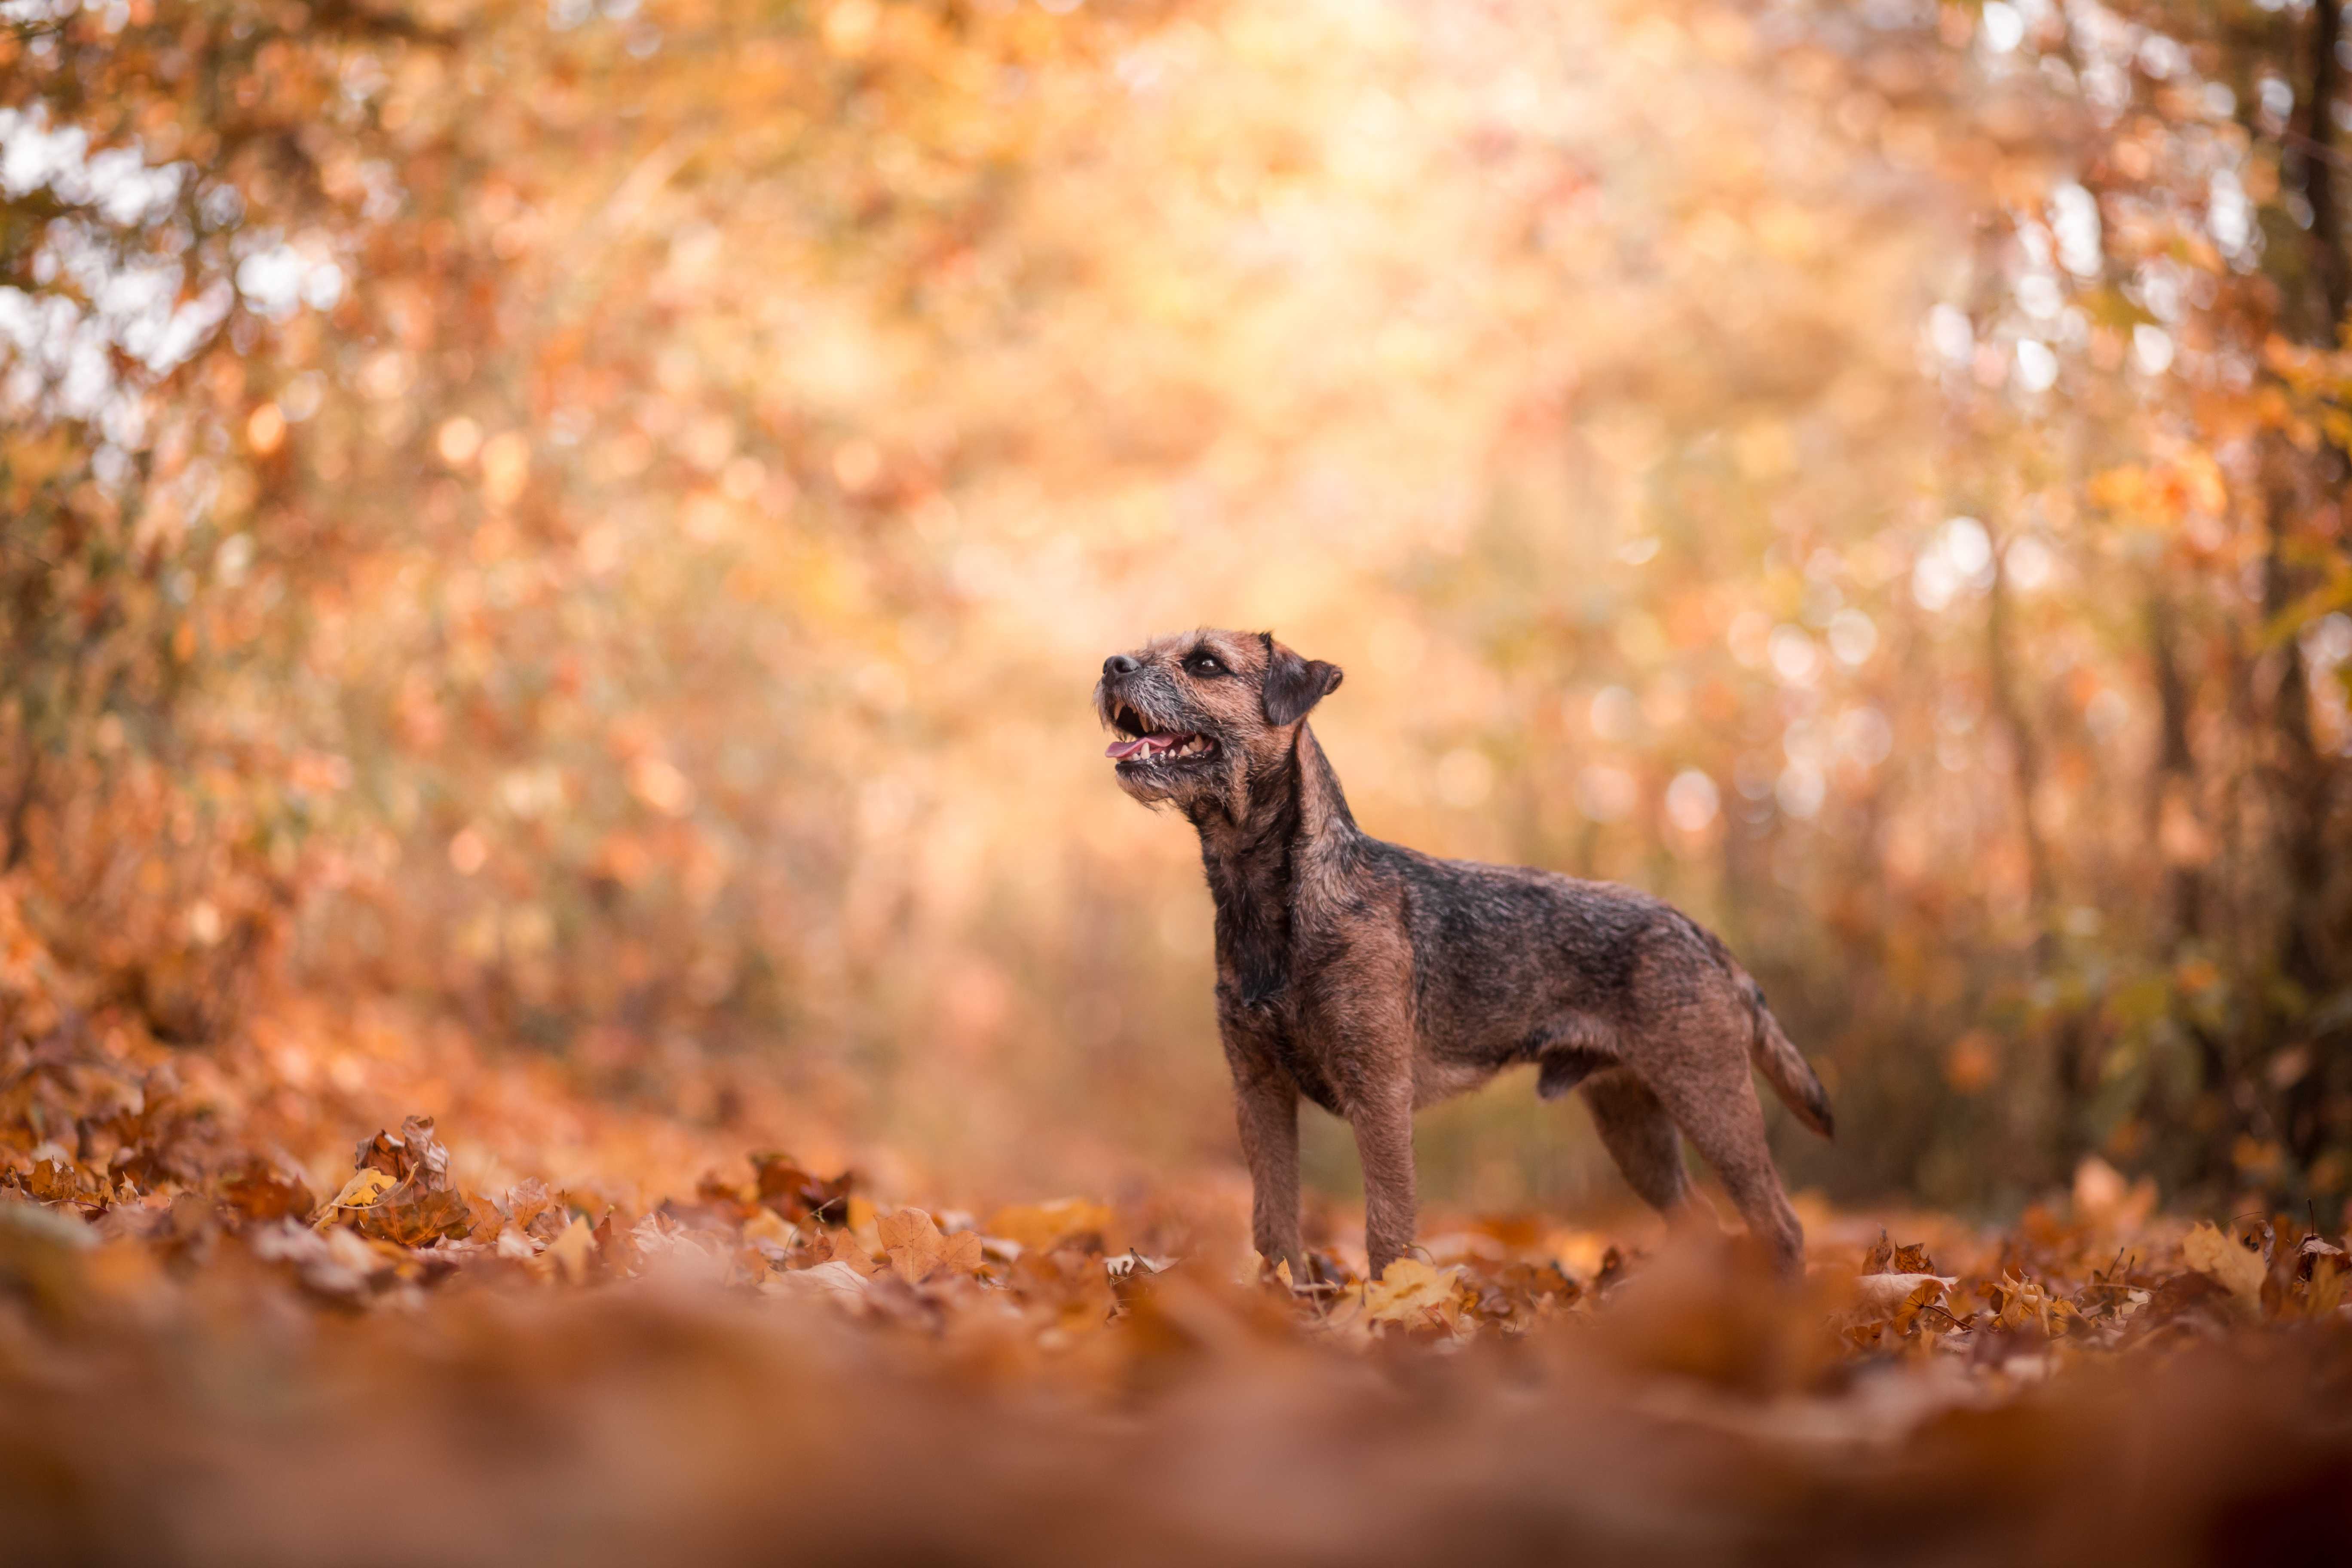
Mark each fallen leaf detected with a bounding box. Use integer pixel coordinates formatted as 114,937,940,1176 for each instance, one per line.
354,1115,451,1187
28,1157,81,1204
742,1208,796,1252
502,1178,561,1238
1546,1229,1613,1283
250,1219,371,1302
1862,1231,1942,1278
877,1207,984,1285
1361,1259,1467,1330
356,1180,475,1247
217,1155,317,1224
986,1198,1118,1256
321,1225,392,1280
2296,1232,2347,1281
0,1197,95,1316
321,1167,395,1215
1850,1271,1955,1315
750,1153,853,1225
327,1115,473,1246
546,1214,597,1285
2181,1221,2266,1309
803,1226,879,1274
768,1259,871,1307
694,1170,756,1219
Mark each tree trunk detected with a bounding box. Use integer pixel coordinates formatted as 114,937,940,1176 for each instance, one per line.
2271,0,2349,1186
1984,528,2054,945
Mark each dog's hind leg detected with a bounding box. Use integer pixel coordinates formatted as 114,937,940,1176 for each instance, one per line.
1579,1069,1693,1215
1640,1027,1806,1275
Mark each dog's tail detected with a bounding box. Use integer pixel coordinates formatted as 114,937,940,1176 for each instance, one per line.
1736,972,1834,1140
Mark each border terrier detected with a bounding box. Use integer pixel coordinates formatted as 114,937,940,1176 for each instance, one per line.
1096,628,1833,1280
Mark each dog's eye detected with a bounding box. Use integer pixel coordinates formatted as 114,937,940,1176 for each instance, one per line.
1186,653,1224,677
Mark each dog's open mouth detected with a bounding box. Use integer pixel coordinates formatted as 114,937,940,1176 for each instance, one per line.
1105,732,1217,765
1104,702,1219,766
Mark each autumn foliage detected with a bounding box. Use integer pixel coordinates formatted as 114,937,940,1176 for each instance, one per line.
6,0,2352,1554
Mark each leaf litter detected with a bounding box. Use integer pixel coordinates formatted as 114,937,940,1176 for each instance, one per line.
2,1008,2350,1564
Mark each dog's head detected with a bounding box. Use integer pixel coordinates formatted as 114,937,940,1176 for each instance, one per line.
1094,628,1343,816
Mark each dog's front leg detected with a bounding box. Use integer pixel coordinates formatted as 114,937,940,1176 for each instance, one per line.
1228,1057,1302,1276
1351,1084,1416,1280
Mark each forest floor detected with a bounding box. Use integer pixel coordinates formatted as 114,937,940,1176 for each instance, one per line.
3,900,2349,1565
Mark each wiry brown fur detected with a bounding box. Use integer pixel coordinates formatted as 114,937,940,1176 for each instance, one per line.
1095,629,1834,1279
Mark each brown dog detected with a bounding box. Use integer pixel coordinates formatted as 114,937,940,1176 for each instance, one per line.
1096,628,1834,1279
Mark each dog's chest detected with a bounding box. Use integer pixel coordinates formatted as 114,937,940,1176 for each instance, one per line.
1248,997,1345,1116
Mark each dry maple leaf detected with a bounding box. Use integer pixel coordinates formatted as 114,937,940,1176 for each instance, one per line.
742,1208,795,1255
876,1207,984,1285
217,1155,316,1224
805,1226,882,1275
2295,1232,2347,1282
1854,1271,1954,1304
749,1153,852,1225
2181,1221,2266,1311
1848,1271,1955,1324
329,1115,472,1247
318,1167,395,1219
502,1179,567,1243
356,1181,475,1248
353,1115,451,1188
502,1178,553,1225
28,1156,81,1204
545,1215,597,1285
1861,1230,1941,1277
1360,1259,1467,1331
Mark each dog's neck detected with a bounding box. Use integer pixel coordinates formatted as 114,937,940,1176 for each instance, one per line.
1192,724,1356,1006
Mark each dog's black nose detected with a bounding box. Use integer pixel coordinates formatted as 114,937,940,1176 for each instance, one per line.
1103,654,1140,677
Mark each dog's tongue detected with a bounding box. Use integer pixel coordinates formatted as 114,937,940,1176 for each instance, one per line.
1106,734,1173,760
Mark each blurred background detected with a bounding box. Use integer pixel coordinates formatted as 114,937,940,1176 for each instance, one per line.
4,0,2349,1220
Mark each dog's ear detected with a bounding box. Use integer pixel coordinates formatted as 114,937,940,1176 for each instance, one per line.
1260,634,1344,726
